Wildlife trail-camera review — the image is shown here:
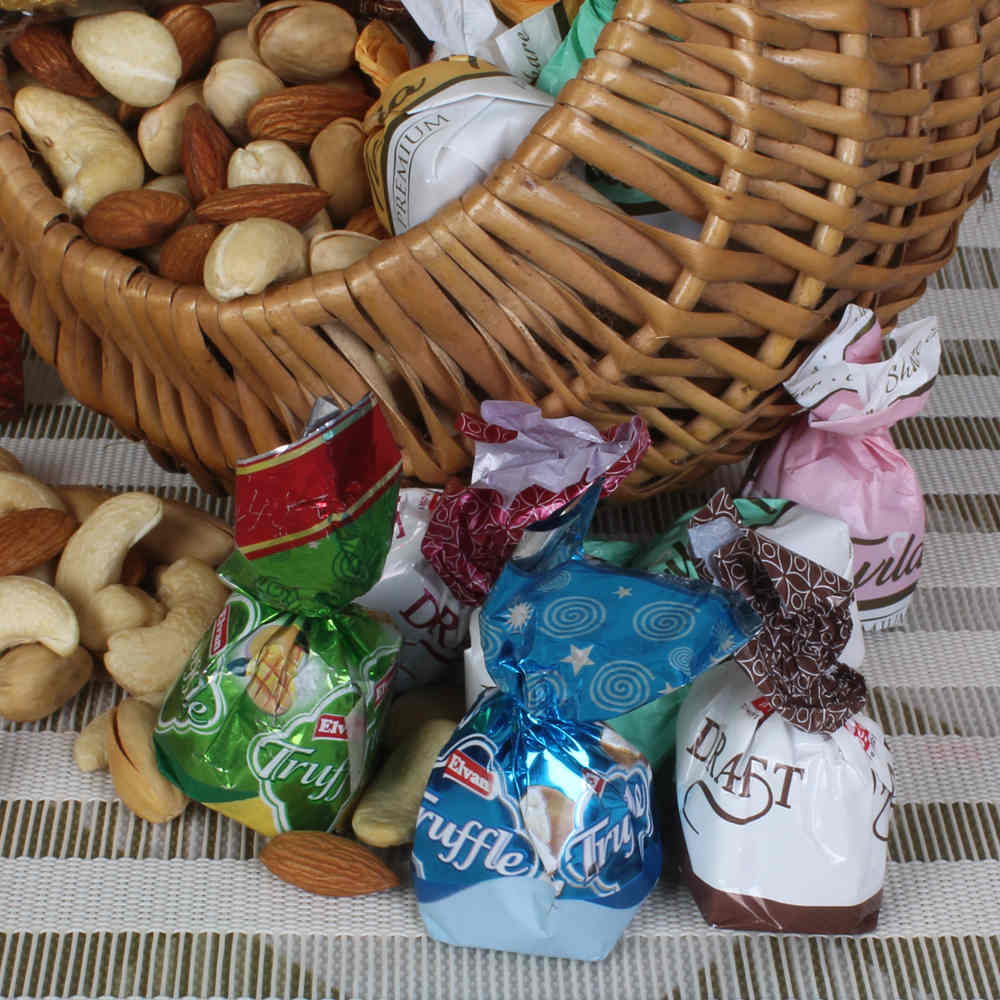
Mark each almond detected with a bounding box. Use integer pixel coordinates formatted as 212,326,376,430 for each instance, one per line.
247,84,375,146
0,508,78,576
158,222,223,283
84,190,191,250
161,4,218,82
259,831,399,897
183,103,235,203
195,183,328,227
10,25,103,100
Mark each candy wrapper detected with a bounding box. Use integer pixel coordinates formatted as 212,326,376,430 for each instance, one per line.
154,396,403,835
399,0,570,83
745,304,940,630
579,494,865,770
412,481,761,960
671,490,890,933
363,56,554,235
357,487,469,690
676,661,894,933
424,401,650,607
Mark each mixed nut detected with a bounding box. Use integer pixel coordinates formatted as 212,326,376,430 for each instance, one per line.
7,0,406,299
0,444,233,819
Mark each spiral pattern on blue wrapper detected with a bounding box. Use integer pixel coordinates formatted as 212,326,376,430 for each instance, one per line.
540,596,606,638
478,617,502,663
526,671,569,713
536,570,573,593
589,660,655,714
633,601,696,641
669,645,693,673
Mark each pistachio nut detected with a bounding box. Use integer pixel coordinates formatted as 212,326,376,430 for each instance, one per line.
249,0,358,84
309,117,369,224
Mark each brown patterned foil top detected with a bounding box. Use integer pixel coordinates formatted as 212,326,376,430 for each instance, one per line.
689,490,866,733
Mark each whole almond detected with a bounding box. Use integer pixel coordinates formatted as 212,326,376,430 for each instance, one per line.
161,4,218,82
183,103,235,202
195,183,328,226
84,189,191,250
0,508,78,576
10,25,103,100
259,831,399,897
247,84,375,146
158,223,223,283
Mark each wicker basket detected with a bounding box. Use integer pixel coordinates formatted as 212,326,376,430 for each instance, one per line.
0,0,997,497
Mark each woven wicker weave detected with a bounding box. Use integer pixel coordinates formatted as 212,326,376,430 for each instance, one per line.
0,0,997,497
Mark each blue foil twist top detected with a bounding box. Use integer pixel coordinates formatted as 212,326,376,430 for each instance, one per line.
479,482,761,722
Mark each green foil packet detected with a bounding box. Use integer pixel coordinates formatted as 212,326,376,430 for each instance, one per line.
155,396,404,835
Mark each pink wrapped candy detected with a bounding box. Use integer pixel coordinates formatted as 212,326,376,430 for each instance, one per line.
745,304,940,630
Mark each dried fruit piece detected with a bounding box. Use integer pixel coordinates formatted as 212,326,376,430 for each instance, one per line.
195,183,328,227
260,831,399,896
10,25,103,100
83,189,190,250
182,103,235,202
0,508,78,576
158,222,223,283
247,83,374,146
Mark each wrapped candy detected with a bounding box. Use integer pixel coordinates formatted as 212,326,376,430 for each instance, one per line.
582,494,865,768
154,396,403,835
745,304,940,630
398,0,569,83
672,491,892,933
363,56,554,234
412,481,761,960
356,487,470,690
676,663,893,933
424,401,649,607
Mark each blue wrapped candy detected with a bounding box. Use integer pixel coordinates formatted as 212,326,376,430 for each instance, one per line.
412,483,760,960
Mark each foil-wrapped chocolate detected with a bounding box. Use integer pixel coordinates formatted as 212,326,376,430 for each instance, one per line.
745,304,941,630
412,481,761,960
363,56,553,234
154,396,403,835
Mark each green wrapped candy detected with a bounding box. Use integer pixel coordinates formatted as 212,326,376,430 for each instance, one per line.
155,396,404,835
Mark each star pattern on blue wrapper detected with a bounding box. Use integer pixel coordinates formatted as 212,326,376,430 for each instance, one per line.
561,644,595,675
504,601,534,631
615,586,632,598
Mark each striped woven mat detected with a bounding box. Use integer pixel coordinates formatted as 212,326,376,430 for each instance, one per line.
1,202,999,999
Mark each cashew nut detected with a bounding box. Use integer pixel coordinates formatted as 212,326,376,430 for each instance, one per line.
74,707,113,772
13,86,146,216
55,485,233,567
0,471,67,514
0,576,79,657
108,697,188,824
55,492,164,651
0,644,92,722
105,557,230,697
